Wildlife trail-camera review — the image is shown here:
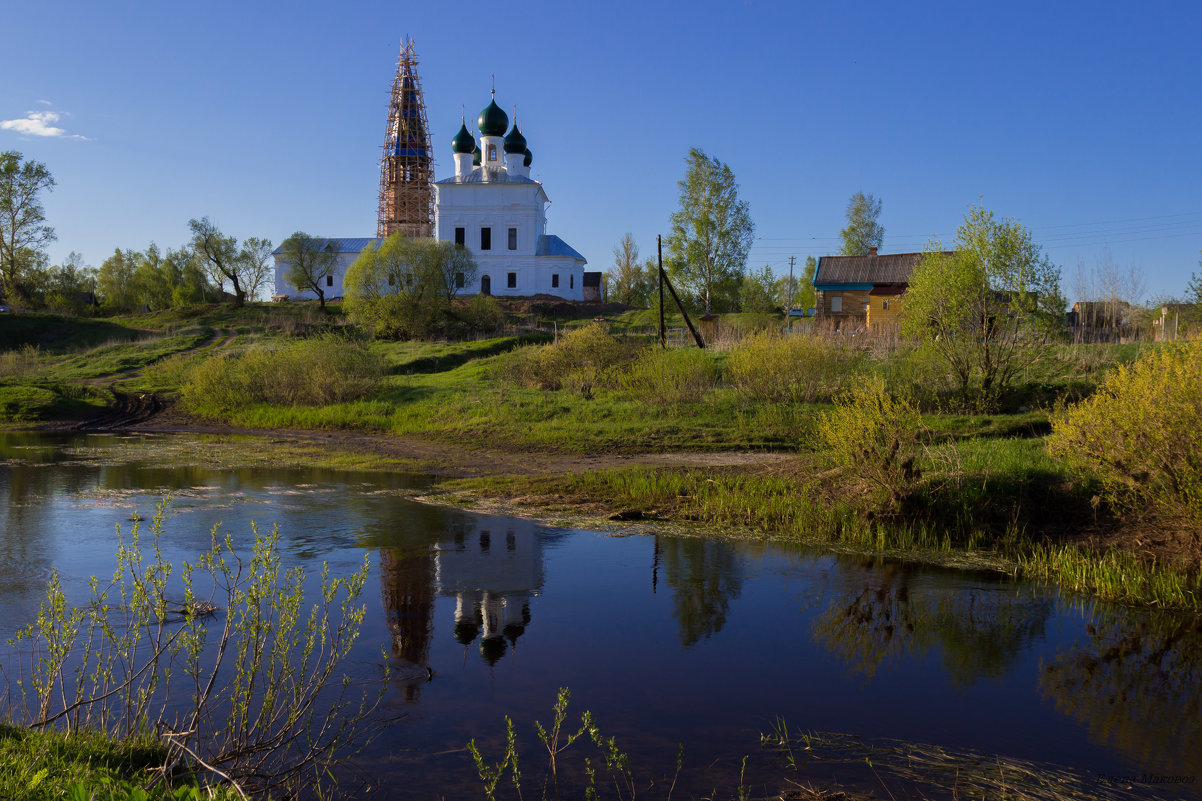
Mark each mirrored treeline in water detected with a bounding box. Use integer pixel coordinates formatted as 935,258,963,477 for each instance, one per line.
1,432,1199,799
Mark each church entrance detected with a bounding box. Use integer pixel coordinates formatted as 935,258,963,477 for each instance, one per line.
481,275,491,295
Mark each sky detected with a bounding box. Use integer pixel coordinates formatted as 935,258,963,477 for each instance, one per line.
3,0,1201,302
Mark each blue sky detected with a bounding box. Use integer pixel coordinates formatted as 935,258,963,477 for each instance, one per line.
3,0,1200,301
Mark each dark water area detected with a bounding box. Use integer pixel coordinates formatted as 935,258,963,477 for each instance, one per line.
1,432,1199,799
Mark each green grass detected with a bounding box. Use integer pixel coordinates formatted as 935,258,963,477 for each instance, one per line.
0,723,169,800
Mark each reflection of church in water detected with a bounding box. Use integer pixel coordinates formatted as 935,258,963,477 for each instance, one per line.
378,516,546,696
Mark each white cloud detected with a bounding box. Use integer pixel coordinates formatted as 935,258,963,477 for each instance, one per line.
0,110,91,141
36,99,53,106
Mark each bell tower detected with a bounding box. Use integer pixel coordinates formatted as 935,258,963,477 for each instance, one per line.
378,37,434,238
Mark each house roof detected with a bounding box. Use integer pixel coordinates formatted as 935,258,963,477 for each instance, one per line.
536,234,586,262
814,251,954,287
272,238,383,256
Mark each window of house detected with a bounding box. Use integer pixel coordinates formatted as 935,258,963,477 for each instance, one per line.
831,296,842,313
508,227,517,250
481,227,491,250
455,272,464,289
487,144,497,162
326,275,334,288
507,272,517,289
551,274,559,288
454,227,465,246
882,300,889,310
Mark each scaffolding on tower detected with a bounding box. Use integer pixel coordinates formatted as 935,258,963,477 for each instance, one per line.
378,37,434,238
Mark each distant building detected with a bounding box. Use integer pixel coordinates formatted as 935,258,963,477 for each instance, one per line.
813,248,953,330
273,46,593,303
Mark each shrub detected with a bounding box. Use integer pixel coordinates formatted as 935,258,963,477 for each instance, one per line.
461,294,506,334
519,323,638,394
1047,341,1202,526
725,331,862,403
817,376,924,510
179,334,384,413
615,346,718,405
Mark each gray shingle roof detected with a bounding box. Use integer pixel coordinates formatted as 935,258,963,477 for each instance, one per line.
272,237,383,256
435,169,539,185
814,251,954,286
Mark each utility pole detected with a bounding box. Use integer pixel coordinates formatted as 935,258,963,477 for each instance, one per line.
787,255,795,331
658,235,666,348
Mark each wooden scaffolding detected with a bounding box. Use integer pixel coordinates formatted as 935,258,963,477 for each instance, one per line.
377,37,434,238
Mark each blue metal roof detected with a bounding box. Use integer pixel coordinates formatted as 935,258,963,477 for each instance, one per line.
435,170,539,185
536,234,586,262
272,237,384,255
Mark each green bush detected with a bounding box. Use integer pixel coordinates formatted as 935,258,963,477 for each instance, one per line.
725,331,862,403
179,334,384,413
517,323,639,394
461,294,506,334
1048,341,1202,526
615,346,718,405
817,376,924,510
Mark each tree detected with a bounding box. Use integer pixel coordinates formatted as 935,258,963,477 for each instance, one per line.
343,235,477,339
839,192,884,256
901,204,1065,411
97,248,140,311
665,148,754,314
279,232,339,309
188,217,272,306
0,151,56,302
607,233,657,307
775,255,817,313
739,264,778,313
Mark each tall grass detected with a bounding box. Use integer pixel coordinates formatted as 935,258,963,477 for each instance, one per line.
179,334,385,414
614,346,718,405
0,344,43,380
725,331,862,403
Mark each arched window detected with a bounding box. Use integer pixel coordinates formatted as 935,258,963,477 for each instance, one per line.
487,144,497,162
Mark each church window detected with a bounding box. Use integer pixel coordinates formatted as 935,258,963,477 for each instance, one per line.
551,274,559,288
326,275,334,288
487,144,497,162
481,227,491,250
507,272,517,289
570,275,574,289
455,227,465,246
455,272,465,289
508,227,517,250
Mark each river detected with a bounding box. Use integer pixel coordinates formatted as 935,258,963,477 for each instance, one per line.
1,431,1197,799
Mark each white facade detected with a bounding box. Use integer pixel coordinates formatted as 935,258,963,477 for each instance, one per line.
434,170,587,301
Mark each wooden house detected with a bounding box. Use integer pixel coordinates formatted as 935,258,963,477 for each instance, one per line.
813,249,952,330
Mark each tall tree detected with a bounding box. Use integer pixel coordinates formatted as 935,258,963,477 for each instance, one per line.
901,205,1065,411
279,233,339,309
0,151,56,302
665,148,755,314
607,233,656,307
188,217,272,306
739,264,778,313
839,192,884,256
97,248,140,311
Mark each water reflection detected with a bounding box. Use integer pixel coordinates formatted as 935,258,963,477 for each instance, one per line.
376,513,549,699
1041,606,1202,778
813,558,1053,685
659,537,743,646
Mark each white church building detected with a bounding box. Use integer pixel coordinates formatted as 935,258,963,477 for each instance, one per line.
273,94,592,302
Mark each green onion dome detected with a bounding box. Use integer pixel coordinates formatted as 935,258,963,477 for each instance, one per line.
452,123,476,155
523,148,532,167
503,123,527,154
472,144,482,166
477,98,509,137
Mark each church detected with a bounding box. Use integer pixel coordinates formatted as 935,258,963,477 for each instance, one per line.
273,41,591,302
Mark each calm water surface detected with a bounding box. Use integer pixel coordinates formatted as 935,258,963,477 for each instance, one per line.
1,432,1198,799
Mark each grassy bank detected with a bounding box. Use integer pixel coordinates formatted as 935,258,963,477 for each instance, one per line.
2,303,1198,610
